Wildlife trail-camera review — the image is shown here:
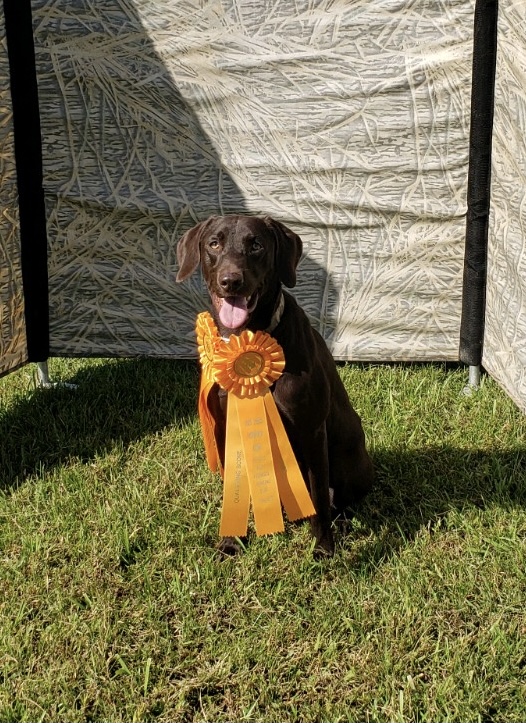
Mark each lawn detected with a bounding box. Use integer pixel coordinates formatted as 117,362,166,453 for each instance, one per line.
1,358,525,722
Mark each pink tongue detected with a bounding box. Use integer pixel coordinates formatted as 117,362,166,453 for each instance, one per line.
219,296,249,329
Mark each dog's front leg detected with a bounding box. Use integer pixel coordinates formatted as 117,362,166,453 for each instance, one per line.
302,424,334,559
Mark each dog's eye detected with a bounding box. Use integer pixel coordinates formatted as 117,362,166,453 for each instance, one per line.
208,238,220,250
250,239,263,252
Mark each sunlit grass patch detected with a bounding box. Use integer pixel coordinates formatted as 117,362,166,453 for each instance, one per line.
1,359,525,722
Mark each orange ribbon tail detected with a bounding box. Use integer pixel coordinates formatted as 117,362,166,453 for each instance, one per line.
221,394,283,536
219,394,251,537
264,394,316,522
198,373,222,475
220,392,315,538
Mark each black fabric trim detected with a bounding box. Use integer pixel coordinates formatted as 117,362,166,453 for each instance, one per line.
459,0,498,366
3,0,49,362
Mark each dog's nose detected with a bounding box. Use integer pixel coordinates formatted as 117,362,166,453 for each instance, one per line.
219,272,243,293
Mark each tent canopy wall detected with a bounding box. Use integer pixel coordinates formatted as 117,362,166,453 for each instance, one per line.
34,0,474,361
484,0,526,415
1,0,525,415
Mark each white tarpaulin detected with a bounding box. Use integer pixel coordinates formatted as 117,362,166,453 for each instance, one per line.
2,0,526,417
484,0,526,414
31,0,474,361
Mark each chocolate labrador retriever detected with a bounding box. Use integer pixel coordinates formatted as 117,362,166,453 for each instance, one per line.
176,214,373,557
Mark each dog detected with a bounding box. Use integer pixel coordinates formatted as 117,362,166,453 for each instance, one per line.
176,214,373,557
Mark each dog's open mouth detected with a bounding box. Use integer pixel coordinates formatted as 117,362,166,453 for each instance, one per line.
212,292,259,330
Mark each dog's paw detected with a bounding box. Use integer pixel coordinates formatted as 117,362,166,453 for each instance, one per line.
313,538,335,560
216,536,244,557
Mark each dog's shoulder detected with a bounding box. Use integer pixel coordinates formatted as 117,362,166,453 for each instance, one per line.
273,291,333,374
275,292,312,344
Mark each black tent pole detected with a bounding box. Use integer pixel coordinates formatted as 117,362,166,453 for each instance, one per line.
459,0,498,390
3,0,50,364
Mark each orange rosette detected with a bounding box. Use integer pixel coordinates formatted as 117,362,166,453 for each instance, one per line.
213,329,285,398
195,311,223,474
194,314,315,539
196,311,221,384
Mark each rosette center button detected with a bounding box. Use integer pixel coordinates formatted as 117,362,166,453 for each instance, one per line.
234,352,265,377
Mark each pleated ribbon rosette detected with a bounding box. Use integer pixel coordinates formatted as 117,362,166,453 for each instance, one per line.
196,311,315,537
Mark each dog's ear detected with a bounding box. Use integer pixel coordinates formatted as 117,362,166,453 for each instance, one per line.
264,216,303,288
176,217,217,282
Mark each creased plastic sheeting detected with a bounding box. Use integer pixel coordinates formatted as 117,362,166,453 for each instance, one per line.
484,0,526,415
0,7,27,377
32,0,474,361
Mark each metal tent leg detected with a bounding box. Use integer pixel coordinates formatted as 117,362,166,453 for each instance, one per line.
36,360,52,387
36,361,78,390
463,365,481,396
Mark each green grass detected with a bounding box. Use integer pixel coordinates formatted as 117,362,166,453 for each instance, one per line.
1,358,525,722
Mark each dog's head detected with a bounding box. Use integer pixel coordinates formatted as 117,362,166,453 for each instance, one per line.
176,215,302,332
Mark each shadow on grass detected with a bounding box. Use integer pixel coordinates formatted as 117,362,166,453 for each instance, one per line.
341,445,526,565
2,358,526,571
0,358,199,493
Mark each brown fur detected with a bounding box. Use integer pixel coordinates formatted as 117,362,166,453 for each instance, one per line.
177,214,373,557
